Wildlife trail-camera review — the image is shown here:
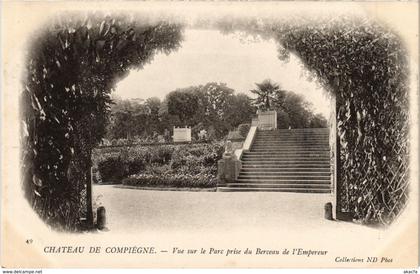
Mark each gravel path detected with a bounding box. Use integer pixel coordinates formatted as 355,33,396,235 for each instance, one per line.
93,184,382,235
85,184,400,267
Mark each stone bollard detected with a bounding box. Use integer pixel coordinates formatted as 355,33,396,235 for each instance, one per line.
324,202,333,220
97,206,107,230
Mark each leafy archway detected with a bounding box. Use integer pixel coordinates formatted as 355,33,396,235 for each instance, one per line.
276,19,408,225
21,13,409,230
218,16,409,225
21,14,183,230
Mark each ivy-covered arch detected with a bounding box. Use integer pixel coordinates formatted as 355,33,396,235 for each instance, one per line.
21,12,410,230
275,19,409,225
217,16,409,225
21,13,183,230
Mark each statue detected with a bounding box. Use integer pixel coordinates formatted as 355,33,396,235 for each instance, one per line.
223,140,235,159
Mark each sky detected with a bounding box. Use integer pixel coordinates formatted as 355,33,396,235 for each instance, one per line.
114,29,331,118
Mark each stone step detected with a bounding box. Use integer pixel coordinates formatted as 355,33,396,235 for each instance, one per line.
247,147,329,151
247,148,329,151
254,136,328,139
254,138,329,140
238,176,331,180
241,160,330,165
252,141,329,145
236,178,330,183
257,133,328,136
241,167,330,171
238,175,331,180
258,133,328,135
242,162,329,166
258,130,329,134
256,134,328,136
241,168,330,172
217,187,331,193
241,164,331,172
227,128,331,193
257,133,329,136
253,140,328,143
241,166,330,170
254,137,329,141
256,135,327,138
243,155,329,159
243,156,329,160
274,128,328,131
244,151,329,155
241,164,330,167
242,156,330,160
243,153,329,157
245,150,329,154
252,144,329,148
254,142,328,145
255,136,328,140
258,131,328,133
250,146,329,149
239,170,330,175
226,183,331,188
253,144,328,147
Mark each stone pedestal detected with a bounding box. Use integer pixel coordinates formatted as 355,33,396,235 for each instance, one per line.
217,155,241,185
257,110,277,130
324,202,333,220
96,206,107,230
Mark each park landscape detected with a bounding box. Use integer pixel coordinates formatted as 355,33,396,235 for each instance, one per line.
20,8,410,235
92,79,328,190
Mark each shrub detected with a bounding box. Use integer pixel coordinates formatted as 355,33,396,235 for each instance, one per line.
150,146,174,164
127,158,146,175
123,173,218,188
93,142,224,184
97,157,125,182
170,148,188,169
238,123,251,138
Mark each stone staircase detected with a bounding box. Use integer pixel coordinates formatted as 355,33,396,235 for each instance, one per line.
218,128,331,193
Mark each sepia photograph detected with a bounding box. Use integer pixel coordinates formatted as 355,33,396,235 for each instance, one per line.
1,1,418,269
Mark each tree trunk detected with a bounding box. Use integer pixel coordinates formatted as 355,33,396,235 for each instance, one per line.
86,165,94,228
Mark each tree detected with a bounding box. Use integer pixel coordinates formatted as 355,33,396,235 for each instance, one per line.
280,93,312,128
309,113,328,128
251,79,327,129
166,88,199,125
225,93,255,128
250,79,284,110
276,110,291,129
161,83,254,139
198,83,236,137
145,97,162,117
144,97,162,133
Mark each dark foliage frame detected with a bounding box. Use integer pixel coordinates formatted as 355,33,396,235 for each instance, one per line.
21,14,183,230
221,16,410,225
21,13,409,230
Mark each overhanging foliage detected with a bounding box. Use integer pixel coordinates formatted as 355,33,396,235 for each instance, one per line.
21,12,410,230
21,13,183,230
219,16,409,224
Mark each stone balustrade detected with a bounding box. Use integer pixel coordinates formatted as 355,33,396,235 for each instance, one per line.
217,126,257,186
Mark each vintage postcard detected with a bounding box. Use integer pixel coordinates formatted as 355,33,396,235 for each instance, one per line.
1,1,419,269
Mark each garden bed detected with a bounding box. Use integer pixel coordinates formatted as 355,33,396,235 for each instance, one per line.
113,185,217,192
92,142,224,188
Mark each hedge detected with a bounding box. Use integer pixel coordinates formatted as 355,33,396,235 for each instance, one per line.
122,173,218,188
92,142,224,186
